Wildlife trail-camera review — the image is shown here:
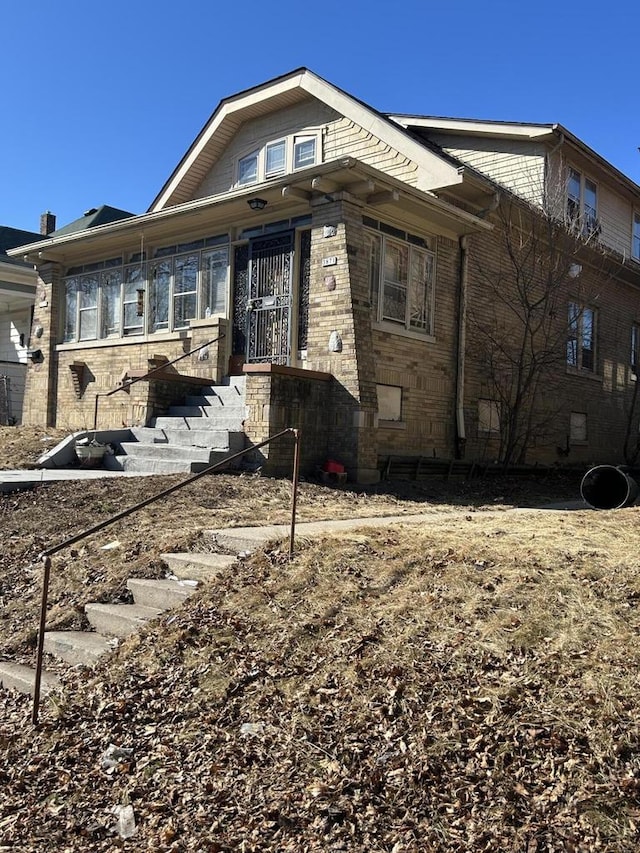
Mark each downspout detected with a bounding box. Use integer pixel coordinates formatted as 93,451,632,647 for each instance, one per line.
455,235,469,458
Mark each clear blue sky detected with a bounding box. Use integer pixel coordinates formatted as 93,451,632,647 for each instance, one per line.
2,0,638,234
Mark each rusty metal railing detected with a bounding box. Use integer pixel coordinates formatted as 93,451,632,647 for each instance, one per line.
32,426,301,725
92,333,225,430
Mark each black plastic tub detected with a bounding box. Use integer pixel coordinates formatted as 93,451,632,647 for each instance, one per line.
580,465,639,510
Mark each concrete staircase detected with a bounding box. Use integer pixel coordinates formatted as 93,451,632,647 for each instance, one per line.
105,376,247,475
0,551,239,699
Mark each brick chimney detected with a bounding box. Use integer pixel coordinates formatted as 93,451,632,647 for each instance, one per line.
40,211,56,235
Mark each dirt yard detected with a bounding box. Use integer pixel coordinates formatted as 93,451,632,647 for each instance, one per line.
2,426,639,851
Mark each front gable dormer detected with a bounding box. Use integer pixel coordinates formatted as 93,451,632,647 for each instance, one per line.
149,68,465,212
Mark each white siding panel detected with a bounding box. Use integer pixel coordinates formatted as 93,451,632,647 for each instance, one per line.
598,186,633,258
0,307,29,423
428,133,546,205
325,117,417,184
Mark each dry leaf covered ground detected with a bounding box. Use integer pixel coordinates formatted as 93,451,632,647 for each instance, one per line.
2,426,639,851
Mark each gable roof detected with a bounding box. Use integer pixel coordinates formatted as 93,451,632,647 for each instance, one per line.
150,68,466,212
51,205,135,237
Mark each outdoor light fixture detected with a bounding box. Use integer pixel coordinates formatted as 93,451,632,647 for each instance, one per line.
247,197,268,211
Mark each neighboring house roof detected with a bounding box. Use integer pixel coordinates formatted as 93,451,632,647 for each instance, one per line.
51,205,135,237
0,226,43,267
149,67,467,211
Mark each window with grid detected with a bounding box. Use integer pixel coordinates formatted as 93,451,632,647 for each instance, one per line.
235,132,320,186
366,227,435,336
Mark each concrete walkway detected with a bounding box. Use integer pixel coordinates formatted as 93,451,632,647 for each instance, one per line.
208,501,590,553
0,467,156,493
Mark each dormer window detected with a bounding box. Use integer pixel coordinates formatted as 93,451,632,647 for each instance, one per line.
235,131,321,187
238,150,259,186
265,140,286,178
293,136,316,170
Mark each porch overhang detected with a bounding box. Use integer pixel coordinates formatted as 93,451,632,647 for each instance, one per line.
8,160,491,268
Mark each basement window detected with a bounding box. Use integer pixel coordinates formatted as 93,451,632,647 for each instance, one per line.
570,411,587,443
377,384,402,422
478,399,500,434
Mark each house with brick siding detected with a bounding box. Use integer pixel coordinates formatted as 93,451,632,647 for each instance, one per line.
8,69,640,480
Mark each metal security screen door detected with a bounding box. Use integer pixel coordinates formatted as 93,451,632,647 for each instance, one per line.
246,232,293,365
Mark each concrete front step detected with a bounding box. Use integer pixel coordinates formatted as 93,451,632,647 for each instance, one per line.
44,631,115,667
153,415,245,431
166,405,246,420
0,661,61,697
130,426,245,450
184,394,245,408
118,442,217,462
106,450,238,474
162,552,237,580
85,602,164,638
127,577,199,610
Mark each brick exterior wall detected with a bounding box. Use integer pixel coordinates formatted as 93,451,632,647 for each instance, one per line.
302,195,379,483
373,234,461,461
27,308,227,431
462,201,640,467
243,365,331,477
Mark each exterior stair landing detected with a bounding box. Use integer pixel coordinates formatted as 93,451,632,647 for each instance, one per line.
105,376,247,475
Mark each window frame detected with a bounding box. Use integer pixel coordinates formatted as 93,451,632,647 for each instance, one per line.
566,167,599,237
62,239,229,343
201,246,229,317
632,212,640,261
293,135,317,171
570,411,588,443
478,398,501,435
567,301,597,373
234,131,321,187
237,149,259,186
265,139,287,179
366,225,436,338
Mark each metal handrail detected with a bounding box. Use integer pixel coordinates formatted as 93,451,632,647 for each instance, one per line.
92,333,225,429
32,426,301,725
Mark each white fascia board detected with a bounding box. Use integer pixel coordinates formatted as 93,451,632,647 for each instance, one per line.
388,115,556,141
151,72,307,213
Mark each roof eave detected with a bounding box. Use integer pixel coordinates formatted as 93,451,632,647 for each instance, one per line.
8,159,489,262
